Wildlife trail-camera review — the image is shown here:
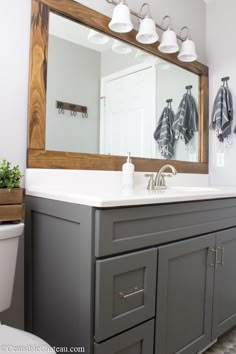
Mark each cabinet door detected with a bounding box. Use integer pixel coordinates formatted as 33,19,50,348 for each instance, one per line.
156,234,215,354
212,227,236,339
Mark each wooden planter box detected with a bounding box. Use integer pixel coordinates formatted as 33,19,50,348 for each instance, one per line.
0,188,24,222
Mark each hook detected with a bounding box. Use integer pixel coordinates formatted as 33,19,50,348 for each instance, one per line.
185,85,192,95
139,3,151,19
57,102,64,114
161,15,173,30
221,76,229,88
179,26,192,40
166,99,172,108
82,112,88,119
70,104,77,116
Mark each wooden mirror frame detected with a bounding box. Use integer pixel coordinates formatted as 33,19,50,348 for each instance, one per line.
28,0,209,173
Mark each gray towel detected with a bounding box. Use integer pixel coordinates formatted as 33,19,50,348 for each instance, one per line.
154,106,175,159
172,93,198,144
211,86,233,142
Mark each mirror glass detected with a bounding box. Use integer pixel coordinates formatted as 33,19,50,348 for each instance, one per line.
46,13,199,162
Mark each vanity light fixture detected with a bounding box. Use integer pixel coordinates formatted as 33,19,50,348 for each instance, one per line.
178,27,198,62
106,0,198,62
136,3,159,44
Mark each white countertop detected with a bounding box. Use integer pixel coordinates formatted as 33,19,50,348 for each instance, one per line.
25,169,236,207
26,185,236,207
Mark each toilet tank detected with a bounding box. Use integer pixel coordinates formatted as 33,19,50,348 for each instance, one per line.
0,223,24,312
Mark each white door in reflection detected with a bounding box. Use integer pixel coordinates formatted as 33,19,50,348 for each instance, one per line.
100,65,157,158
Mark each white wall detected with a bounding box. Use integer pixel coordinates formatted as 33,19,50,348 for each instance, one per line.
0,0,31,174
1,0,206,330
206,0,236,185
0,0,31,329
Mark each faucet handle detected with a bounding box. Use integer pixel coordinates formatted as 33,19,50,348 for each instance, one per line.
144,173,155,190
159,172,176,187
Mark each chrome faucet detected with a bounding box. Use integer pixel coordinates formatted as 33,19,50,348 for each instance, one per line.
145,164,177,190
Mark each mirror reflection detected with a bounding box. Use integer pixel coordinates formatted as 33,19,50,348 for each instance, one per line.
46,13,199,162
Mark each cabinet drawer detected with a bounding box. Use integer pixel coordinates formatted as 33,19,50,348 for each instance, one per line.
95,200,236,257
94,320,154,354
95,248,157,342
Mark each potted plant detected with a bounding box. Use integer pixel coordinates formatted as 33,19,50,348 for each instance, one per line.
0,159,24,222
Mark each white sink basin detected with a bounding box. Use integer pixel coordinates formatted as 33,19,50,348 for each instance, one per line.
168,186,220,193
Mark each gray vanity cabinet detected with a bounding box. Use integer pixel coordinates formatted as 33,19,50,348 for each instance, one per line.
156,234,215,354
25,196,236,354
212,228,236,339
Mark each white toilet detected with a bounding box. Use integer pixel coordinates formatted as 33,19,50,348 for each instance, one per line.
0,223,54,353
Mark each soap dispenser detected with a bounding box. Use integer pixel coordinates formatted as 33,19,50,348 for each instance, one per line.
122,152,135,190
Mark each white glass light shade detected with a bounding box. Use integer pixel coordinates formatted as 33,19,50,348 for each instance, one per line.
158,28,179,53
108,2,133,33
136,16,159,44
88,29,110,45
112,40,132,54
178,38,198,62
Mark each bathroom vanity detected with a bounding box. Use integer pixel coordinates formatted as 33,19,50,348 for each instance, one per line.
25,184,236,354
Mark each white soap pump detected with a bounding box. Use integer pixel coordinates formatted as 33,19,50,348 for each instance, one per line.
122,152,135,190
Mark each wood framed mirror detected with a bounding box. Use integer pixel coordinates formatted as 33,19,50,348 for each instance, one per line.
28,0,209,173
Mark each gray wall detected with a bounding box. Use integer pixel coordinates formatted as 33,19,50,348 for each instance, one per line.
206,0,236,185
46,35,101,154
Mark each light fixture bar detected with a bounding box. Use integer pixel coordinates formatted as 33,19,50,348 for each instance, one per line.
106,0,184,41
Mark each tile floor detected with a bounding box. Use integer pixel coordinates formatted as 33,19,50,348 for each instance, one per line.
204,328,236,354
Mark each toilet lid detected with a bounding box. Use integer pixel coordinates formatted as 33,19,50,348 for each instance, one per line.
0,325,55,354
0,223,24,240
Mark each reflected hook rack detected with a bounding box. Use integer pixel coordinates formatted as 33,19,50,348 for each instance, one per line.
56,101,88,118
185,85,192,94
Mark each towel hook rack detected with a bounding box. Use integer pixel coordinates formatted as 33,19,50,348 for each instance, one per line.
221,76,230,82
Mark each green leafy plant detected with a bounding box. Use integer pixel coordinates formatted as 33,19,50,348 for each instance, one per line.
0,159,23,190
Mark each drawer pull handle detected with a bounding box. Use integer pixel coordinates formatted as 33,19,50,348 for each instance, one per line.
119,287,144,299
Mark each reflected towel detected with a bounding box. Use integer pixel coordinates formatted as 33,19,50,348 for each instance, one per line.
172,93,198,144
154,106,175,159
